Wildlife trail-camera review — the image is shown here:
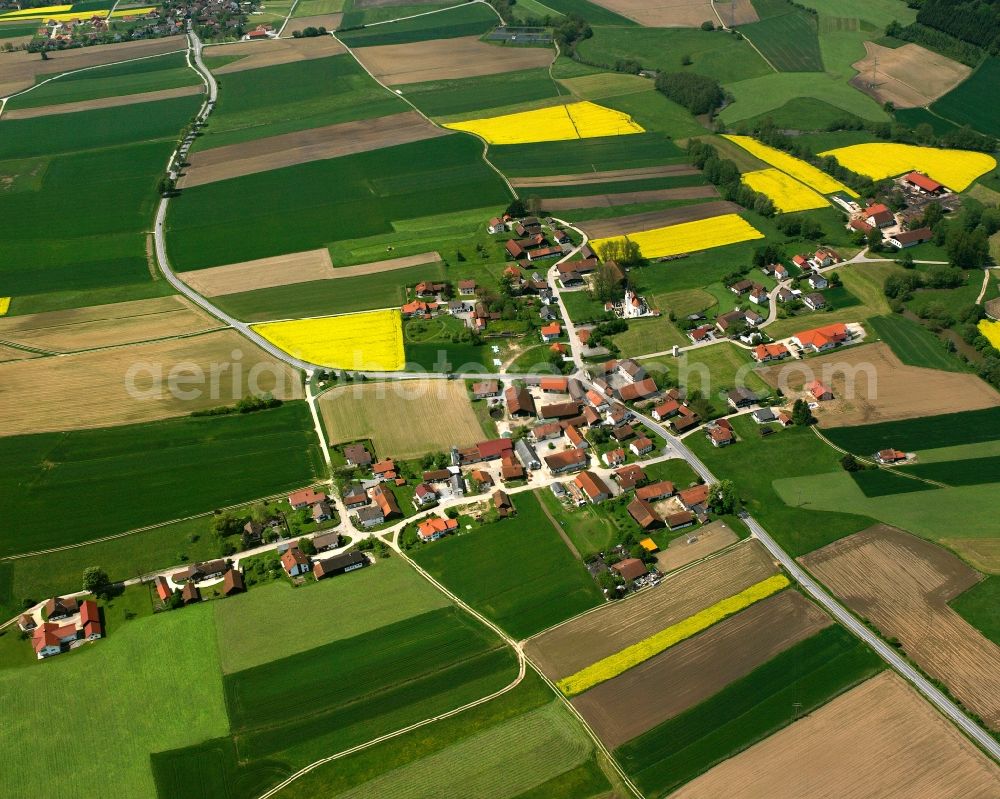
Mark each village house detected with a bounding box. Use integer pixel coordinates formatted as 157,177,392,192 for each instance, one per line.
612,424,635,442
458,438,515,465
369,484,402,521
752,407,776,424
505,385,536,417
603,448,626,467
343,484,369,509
458,279,478,296
313,532,342,553
413,483,438,508
618,378,659,403
417,517,458,542
565,425,588,449
776,286,797,303
651,399,680,421
487,216,507,234
501,454,525,481
749,284,769,305
617,359,645,383
280,546,311,577
355,506,385,528
533,421,562,441
774,263,790,280
612,558,648,582
43,596,79,621
614,464,646,490
751,343,789,363
803,292,826,310
636,481,674,502
414,281,446,298
32,621,81,659
792,322,849,353
343,443,372,467
708,424,735,447
876,448,908,464
574,471,611,504
314,551,369,580
289,487,327,510
494,489,515,517
678,483,709,510
540,322,562,342
688,323,715,343
861,203,895,228
472,380,500,399
312,501,334,523
805,271,828,290
728,278,753,295
805,380,834,401
630,436,654,456
545,448,587,474
373,459,397,480
727,387,758,409
540,376,569,393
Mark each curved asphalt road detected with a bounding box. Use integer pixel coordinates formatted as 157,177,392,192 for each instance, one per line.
159,27,1000,764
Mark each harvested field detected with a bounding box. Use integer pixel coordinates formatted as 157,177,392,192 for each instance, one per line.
207,35,345,74
671,671,1000,799
578,200,740,239
179,110,448,187
2,85,202,119
716,0,758,24
524,540,777,679
543,184,717,211
0,343,39,362
0,296,219,352
0,330,301,436
287,12,343,29
351,35,553,85
801,524,1000,728
0,38,184,97
182,250,442,297
655,520,738,573
573,591,830,748
945,538,1000,574
587,0,719,27
318,378,484,459
850,41,970,109
756,342,999,427
512,164,699,187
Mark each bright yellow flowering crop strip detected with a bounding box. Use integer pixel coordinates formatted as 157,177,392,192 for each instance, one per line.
444,101,644,145
742,168,829,213
591,213,764,260
0,5,71,18
109,6,155,16
557,575,790,697
723,134,857,197
252,309,405,371
817,142,996,192
978,320,1000,350
0,298,10,316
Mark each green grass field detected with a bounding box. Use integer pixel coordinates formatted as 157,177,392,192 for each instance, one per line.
339,2,497,46
688,415,876,555
868,314,967,372
931,56,1000,137
950,575,1000,646
598,88,707,138
849,468,938,497
489,132,686,177
900,455,1000,487
8,52,200,110
412,491,604,639
642,342,772,404
539,0,635,24
168,135,512,270
737,0,823,72
292,0,345,14
823,406,1000,455
578,27,771,84
615,626,883,796
214,558,451,672
532,173,707,200
0,403,322,557
610,316,689,356
742,96,866,131
200,54,405,148
0,605,228,797
401,68,562,119
719,72,888,123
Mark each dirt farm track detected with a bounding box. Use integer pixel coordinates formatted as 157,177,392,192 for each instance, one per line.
801,525,1000,729
525,540,777,679
671,671,1000,799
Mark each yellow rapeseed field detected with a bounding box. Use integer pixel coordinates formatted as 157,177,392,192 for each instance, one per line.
978,320,1000,350
252,309,405,371
591,213,764,259
817,142,996,192
444,101,644,145
0,4,71,17
557,575,790,697
743,168,829,213
109,6,155,16
723,134,857,197
0,298,10,316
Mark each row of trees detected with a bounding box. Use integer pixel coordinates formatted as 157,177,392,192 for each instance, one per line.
655,71,724,116
688,140,775,216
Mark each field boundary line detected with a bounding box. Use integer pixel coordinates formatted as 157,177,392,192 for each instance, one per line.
277,0,301,37
809,426,948,488
710,0,778,72
353,0,490,29
534,488,583,560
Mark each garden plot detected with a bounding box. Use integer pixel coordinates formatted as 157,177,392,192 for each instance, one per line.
352,34,554,85
180,110,448,188
0,295,219,352
671,671,1000,798
850,41,970,109
525,540,778,679
756,342,999,427
572,590,830,748
801,524,1000,728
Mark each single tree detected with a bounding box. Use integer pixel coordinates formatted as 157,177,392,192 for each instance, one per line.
83,566,110,596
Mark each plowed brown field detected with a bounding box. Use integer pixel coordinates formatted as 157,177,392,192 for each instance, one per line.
850,42,970,109
801,525,1000,729
208,35,345,74
572,590,830,747
578,200,740,239
512,165,699,188
524,540,777,679
4,85,202,119
672,671,1000,798
654,520,738,573
543,185,718,211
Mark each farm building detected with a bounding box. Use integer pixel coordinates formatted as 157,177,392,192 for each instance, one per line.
615,464,646,490
314,551,369,580
370,484,402,520
540,401,581,419
861,203,894,228
876,449,908,464
181,582,201,605
628,498,660,530
612,558,648,582
574,471,611,504
887,228,933,249
515,439,541,469
43,596,79,620
636,481,674,502
313,532,342,552
666,510,696,530
678,483,709,510
505,386,536,417
222,569,245,596
618,378,659,402
903,171,945,194
494,489,514,516
471,380,499,399
544,448,587,474
289,487,327,510
154,576,174,603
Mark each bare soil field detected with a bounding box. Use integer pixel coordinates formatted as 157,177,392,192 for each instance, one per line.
180,111,448,187
757,342,1000,426
0,343,40,363
655,520,738,573
181,249,441,297
4,85,202,119
352,35,554,85
0,38,185,97
944,537,1000,574
543,185,718,211
287,12,343,29
588,0,719,27
0,330,301,436
512,165,699,188
573,590,829,748
0,296,220,353
579,200,740,239
715,0,758,25
801,524,1000,729
672,671,1000,799
318,379,484,459
208,36,345,74
524,540,777,679
850,41,970,109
